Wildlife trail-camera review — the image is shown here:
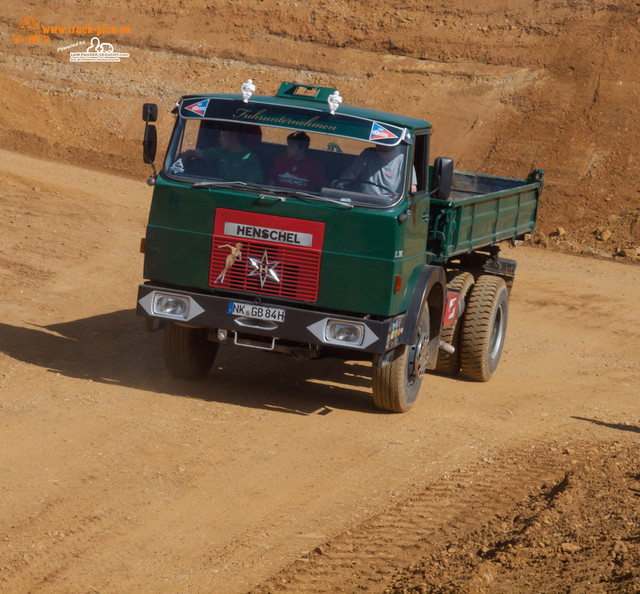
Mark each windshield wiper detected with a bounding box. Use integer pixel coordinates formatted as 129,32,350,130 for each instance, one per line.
191,179,266,192
259,187,354,209
192,180,353,209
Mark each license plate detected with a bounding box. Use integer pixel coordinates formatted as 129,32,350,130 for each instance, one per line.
227,301,286,323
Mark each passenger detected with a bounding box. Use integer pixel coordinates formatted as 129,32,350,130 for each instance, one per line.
269,132,326,192
184,127,263,183
334,143,416,198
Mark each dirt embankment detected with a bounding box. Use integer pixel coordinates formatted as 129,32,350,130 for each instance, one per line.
1,0,639,256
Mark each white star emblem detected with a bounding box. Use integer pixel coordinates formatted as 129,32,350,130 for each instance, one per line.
247,251,281,288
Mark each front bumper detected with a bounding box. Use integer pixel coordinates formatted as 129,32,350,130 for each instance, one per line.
137,284,403,355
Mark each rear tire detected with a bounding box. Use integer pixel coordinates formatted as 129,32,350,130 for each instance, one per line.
434,272,475,375
460,275,509,382
164,322,218,379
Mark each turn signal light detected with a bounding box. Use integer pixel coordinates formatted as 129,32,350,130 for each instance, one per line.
393,275,402,293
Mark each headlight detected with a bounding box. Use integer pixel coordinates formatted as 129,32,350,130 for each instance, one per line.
153,294,190,319
325,320,364,345
306,317,378,349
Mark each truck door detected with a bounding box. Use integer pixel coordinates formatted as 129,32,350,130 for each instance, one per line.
403,132,431,262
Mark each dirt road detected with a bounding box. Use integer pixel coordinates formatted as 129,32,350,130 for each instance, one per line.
0,150,638,592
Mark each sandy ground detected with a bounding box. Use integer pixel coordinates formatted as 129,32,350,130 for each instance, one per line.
0,149,638,592
1,1,640,592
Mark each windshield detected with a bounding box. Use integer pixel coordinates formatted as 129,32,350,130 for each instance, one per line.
163,118,411,207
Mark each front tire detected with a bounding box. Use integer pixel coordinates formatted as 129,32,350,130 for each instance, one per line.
372,301,430,413
460,275,509,382
164,322,218,379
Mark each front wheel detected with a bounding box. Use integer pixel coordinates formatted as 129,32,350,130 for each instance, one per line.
372,302,430,413
164,322,218,379
459,275,509,382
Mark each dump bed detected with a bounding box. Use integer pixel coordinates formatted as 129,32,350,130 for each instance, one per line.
428,169,544,261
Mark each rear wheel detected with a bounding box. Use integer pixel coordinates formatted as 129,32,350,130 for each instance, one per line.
164,322,218,379
460,275,509,382
434,272,475,376
372,301,430,413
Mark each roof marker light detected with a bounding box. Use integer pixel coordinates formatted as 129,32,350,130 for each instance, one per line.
327,90,342,114
241,79,255,103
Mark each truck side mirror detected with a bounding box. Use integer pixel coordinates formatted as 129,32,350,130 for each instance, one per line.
431,157,454,201
142,103,158,122
143,124,157,164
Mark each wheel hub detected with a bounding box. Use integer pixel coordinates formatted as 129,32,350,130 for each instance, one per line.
409,331,429,380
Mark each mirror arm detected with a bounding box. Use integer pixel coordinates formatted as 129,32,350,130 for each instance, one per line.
406,187,438,208
146,161,157,186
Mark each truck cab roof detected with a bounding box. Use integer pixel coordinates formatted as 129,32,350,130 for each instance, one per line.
179,82,431,145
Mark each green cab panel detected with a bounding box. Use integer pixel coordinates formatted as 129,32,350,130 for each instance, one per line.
143,175,429,317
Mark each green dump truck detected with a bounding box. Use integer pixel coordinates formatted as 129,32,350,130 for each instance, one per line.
137,81,543,412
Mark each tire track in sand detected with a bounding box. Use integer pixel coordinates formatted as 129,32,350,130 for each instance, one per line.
251,442,573,592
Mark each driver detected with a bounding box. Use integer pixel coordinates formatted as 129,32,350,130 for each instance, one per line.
334,143,415,198
182,126,263,183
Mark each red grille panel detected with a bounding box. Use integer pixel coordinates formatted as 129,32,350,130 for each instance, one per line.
209,209,324,303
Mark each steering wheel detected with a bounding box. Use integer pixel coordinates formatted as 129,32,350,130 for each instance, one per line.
336,179,393,194
179,151,217,177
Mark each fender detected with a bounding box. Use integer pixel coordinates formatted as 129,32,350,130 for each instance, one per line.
399,264,446,345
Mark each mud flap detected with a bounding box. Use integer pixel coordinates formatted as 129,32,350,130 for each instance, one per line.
398,264,446,373
374,266,445,370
